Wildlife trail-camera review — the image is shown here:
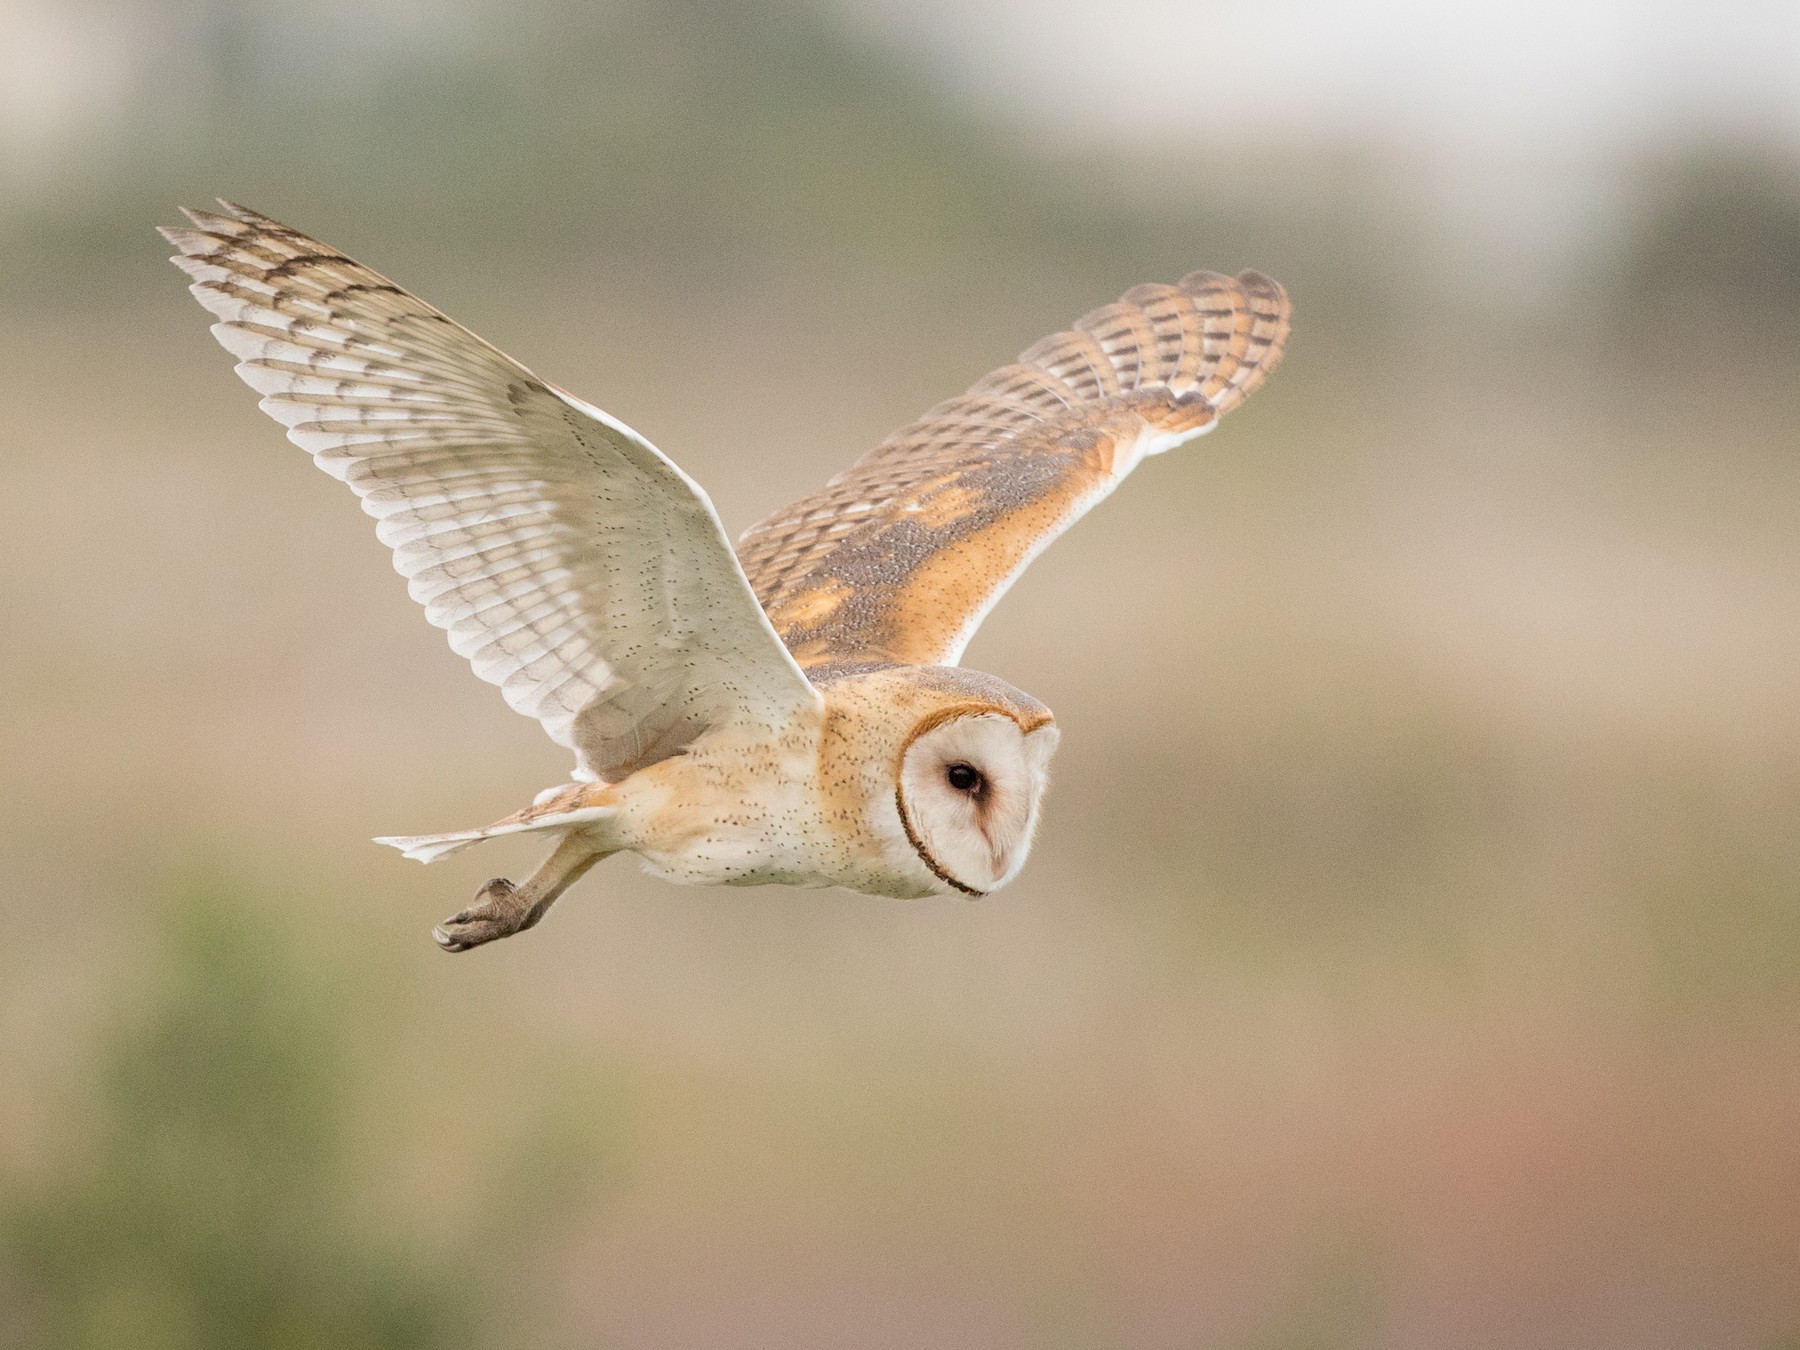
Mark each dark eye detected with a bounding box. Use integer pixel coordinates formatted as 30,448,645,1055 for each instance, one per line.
945,763,982,793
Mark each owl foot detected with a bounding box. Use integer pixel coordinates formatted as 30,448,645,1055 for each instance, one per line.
432,877,540,953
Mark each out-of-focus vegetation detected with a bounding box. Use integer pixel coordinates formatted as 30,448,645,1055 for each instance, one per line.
0,0,1407,340
2,883,614,1349
1,3,1001,270
3,1,1800,1346
4,886,471,1349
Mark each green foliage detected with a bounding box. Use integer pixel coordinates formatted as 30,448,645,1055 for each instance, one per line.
1,0,1066,293
1235,1225,1385,1350
3,887,473,1350
1614,147,1800,340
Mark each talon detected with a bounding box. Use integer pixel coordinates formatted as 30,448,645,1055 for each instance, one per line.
432,877,525,953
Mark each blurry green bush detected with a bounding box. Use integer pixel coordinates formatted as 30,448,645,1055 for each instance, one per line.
5,887,478,1350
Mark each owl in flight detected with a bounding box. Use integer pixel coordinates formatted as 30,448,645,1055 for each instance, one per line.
161,202,1290,951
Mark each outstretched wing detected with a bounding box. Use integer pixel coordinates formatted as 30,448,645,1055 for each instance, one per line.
737,270,1290,671
162,201,820,780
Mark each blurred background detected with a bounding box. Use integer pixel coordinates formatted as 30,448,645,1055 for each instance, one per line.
3,1,1798,1345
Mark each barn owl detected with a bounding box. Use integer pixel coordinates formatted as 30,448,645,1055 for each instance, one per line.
161,202,1290,951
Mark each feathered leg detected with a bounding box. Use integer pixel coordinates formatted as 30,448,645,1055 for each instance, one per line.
432,830,610,953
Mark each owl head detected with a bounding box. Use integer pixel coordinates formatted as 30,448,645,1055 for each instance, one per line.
819,665,1061,897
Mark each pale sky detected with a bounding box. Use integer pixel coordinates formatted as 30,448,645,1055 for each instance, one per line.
6,0,1800,158
841,0,1800,154
4,0,1797,297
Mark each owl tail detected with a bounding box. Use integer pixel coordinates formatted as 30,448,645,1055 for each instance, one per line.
375,792,616,864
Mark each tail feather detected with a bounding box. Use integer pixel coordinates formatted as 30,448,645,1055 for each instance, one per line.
375,803,614,865
374,831,495,864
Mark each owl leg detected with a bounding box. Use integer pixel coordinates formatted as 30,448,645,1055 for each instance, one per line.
431,830,609,953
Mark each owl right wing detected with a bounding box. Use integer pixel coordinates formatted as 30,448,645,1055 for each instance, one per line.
736,270,1291,671
161,201,821,781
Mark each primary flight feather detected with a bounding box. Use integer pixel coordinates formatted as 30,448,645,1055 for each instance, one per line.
162,201,1290,950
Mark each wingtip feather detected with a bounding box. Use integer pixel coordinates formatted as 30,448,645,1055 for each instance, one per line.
159,223,221,258
217,198,277,227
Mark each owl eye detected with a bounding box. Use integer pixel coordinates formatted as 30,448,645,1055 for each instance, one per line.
945,762,983,793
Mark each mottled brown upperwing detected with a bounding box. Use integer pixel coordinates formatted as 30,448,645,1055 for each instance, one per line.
736,270,1291,670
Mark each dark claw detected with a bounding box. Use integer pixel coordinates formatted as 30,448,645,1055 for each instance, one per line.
431,878,524,953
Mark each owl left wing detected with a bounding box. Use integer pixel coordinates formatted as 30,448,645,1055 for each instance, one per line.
162,201,822,782
737,270,1291,671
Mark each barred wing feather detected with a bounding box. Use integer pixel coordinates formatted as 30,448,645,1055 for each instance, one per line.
161,200,820,781
737,270,1290,671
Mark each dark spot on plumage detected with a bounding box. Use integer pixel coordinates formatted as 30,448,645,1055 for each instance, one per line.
507,379,549,410
259,252,338,280
321,282,405,303
806,658,902,685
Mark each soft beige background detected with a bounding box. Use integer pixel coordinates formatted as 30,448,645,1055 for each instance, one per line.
3,2,1798,1346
